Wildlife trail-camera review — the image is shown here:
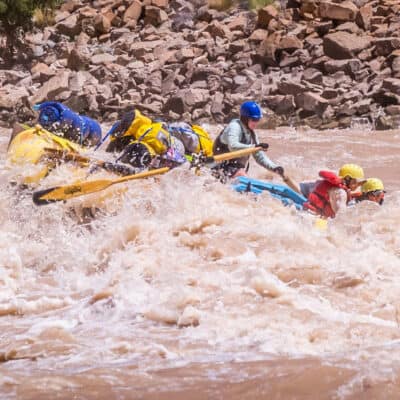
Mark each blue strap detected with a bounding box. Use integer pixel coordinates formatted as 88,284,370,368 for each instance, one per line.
94,121,120,151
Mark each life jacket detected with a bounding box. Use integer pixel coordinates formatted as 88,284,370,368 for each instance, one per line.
213,119,257,170
129,122,172,155
303,171,350,218
191,125,213,156
106,109,153,153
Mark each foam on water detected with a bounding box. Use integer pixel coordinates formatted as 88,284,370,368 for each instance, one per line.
0,127,400,399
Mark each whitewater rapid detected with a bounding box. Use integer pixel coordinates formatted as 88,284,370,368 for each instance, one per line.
0,126,399,399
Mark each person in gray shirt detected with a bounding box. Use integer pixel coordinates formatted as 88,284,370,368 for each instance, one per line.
212,101,284,180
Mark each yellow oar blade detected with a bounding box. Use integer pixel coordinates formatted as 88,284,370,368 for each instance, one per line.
33,167,169,205
33,179,114,204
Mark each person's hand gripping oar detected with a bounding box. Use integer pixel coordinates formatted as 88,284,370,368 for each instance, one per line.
256,142,301,194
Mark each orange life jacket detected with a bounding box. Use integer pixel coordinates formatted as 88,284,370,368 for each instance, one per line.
303,171,349,218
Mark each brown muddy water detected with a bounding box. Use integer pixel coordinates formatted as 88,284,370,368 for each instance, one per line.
0,126,399,399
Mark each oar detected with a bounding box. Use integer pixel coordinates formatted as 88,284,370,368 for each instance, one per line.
206,147,261,163
32,167,170,205
282,174,301,194
33,147,262,205
44,148,136,176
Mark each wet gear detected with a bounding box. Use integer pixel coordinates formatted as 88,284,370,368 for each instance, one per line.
303,171,349,218
115,122,186,169
167,122,213,156
34,102,102,146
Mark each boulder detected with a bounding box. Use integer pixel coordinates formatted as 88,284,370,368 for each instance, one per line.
392,57,400,76
257,5,278,29
264,95,296,115
56,14,81,37
94,14,112,34
373,37,400,56
205,20,232,39
144,6,168,26
385,105,400,115
123,0,142,24
278,36,303,53
257,32,281,67
30,71,70,105
318,1,358,21
0,86,29,110
323,31,371,59
152,0,168,7
91,53,117,65
324,59,362,76
295,91,329,115
30,63,56,82
382,78,400,95
164,95,185,114
302,68,323,85
277,79,307,96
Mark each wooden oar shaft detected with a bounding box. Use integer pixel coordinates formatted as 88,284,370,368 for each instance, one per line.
282,175,301,194
44,148,136,176
44,148,91,163
112,167,170,184
212,147,261,162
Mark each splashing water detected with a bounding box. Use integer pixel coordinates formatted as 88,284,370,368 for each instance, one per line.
0,127,400,399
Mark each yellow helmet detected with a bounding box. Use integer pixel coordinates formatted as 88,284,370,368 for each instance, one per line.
362,178,384,193
338,164,364,180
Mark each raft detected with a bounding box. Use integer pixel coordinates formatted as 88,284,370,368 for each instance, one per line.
232,176,307,210
7,125,86,184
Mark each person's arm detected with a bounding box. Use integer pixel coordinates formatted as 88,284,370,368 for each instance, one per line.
253,150,278,171
329,188,348,216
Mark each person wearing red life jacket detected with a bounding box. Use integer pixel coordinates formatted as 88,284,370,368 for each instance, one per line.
302,164,365,219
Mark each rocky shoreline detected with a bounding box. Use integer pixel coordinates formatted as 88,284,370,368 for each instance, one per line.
0,0,399,131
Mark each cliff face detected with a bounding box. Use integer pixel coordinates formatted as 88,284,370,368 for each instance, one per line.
1,0,399,130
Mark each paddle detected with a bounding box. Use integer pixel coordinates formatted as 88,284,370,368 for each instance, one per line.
281,174,301,194
44,148,136,176
190,146,261,169
32,167,170,205
32,147,262,205
209,147,261,162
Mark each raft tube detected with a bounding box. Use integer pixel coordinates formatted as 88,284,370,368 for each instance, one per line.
232,176,307,210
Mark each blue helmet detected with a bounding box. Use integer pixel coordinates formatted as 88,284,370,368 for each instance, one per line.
240,101,263,120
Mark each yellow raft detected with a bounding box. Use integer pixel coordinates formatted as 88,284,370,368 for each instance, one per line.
7,125,86,184
7,125,130,211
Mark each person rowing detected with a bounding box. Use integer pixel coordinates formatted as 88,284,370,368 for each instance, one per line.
212,101,284,181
